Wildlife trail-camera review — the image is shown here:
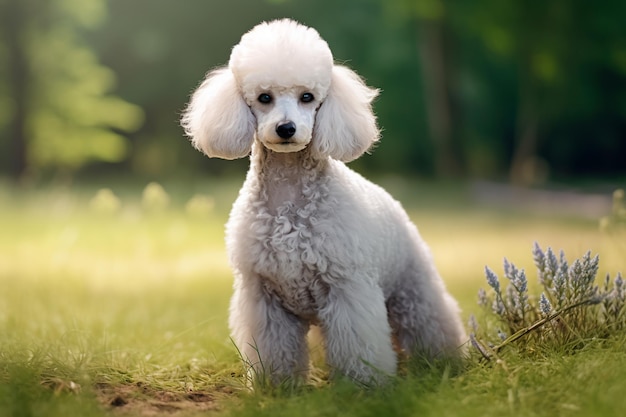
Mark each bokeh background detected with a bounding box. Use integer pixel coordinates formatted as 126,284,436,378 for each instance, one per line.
1,0,625,186
1,4,626,414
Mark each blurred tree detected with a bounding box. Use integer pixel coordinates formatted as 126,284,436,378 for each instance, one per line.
0,0,143,182
4,0,622,182
384,0,626,181
385,0,466,177
455,0,626,183
89,0,297,178
458,0,581,184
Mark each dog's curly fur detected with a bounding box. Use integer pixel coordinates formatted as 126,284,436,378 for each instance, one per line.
182,19,466,385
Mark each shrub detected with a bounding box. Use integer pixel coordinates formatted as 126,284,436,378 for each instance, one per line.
470,243,624,359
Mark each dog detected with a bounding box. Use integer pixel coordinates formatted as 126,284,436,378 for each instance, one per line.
181,19,466,386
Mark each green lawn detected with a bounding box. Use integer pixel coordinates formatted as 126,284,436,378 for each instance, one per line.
0,180,623,416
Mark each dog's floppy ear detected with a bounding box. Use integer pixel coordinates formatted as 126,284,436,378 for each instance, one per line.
312,65,380,162
181,68,255,159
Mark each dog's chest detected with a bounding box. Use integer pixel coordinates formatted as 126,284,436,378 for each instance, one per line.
251,200,329,319
261,268,328,320
233,156,333,319
243,191,334,319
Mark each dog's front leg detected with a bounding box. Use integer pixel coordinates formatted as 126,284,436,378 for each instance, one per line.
318,279,397,385
229,275,309,387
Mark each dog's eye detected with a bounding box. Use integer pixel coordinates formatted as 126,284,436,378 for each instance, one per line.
301,92,315,103
258,93,272,104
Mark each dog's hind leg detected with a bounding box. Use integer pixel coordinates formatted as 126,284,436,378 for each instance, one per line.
386,267,467,361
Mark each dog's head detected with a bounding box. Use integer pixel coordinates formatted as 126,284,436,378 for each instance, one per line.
181,19,380,162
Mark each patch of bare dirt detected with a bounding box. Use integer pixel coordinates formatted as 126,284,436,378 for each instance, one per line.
96,382,232,416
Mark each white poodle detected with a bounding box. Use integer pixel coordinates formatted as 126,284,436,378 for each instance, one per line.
181,19,466,386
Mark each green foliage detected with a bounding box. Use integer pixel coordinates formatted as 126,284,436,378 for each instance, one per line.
2,0,625,179
472,243,624,358
0,0,143,177
28,6,144,170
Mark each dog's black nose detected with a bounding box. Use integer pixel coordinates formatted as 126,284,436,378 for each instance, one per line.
276,121,296,139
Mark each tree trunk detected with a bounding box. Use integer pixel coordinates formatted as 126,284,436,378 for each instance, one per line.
509,47,541,186
416,18,463,177
509,94,539,185
1,0,30,182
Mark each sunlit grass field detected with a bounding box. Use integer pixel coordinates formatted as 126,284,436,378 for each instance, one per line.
1,178,624,416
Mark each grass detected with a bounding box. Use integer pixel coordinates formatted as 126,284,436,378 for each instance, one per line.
0,178,624,416
230,336,626,417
